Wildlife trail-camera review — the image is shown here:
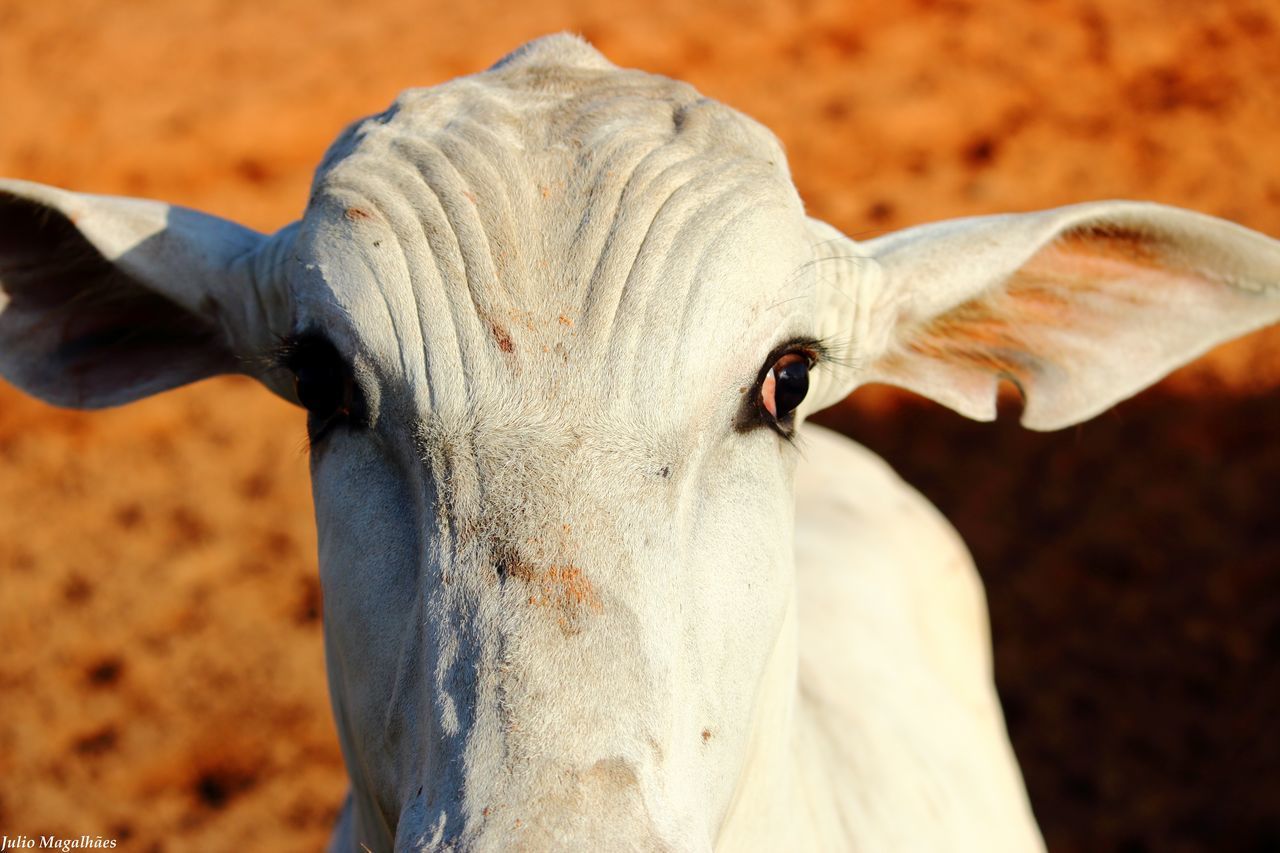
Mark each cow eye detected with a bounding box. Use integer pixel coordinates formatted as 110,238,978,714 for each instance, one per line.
295,358,348,418
276,333,360,441
760,351,810,424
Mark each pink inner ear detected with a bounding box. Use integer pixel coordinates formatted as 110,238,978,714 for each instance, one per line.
866,214,1278,429
761,368,778,418
890,225,1203,388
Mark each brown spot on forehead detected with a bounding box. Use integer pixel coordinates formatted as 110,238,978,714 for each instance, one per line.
489,320,515,354
344,206,372,221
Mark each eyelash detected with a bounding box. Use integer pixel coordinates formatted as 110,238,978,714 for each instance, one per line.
267,332,363,447
747,336,828,439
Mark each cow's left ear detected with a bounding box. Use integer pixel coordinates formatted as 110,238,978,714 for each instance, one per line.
0,179,294,408
804,201,1280,430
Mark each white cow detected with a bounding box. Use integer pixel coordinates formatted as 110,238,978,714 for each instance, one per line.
1,34,1277,852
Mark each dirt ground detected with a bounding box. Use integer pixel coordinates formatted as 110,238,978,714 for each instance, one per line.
0,1,1277,851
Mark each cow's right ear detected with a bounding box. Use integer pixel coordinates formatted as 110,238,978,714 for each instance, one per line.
0,179,295,409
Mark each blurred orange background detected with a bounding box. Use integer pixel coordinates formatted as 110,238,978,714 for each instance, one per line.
1,1,1277,851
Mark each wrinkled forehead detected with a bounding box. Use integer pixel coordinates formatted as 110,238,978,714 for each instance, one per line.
290,40,814,412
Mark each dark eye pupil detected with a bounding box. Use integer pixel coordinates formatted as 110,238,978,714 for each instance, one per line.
773,359,809,417
280,332,353,422
295,363,346,417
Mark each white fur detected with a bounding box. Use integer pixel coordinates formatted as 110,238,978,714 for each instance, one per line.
1,33,1278,853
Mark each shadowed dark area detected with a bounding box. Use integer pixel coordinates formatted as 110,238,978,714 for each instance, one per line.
0,192,234,409
816,388,1280,853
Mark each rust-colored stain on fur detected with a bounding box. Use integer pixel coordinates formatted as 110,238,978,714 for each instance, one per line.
344,207,372,221
526,566,602,611
514,562,605,635
489,320,515,354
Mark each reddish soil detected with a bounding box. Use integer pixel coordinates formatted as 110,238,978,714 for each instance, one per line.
1,1,1277,851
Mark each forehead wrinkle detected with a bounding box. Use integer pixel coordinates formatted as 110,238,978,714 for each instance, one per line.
661,201,799,387
380,139,496,319
431,123,534,305
601,164,780,395
339,121,602,403
362,230,421,395
565,133,678,304
397,103,693,329
389,130,523,311
549,92,700,296
328,186,437,389
335,172,535,424
335,167,473,412
374,142,516,407
580,147,734,347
